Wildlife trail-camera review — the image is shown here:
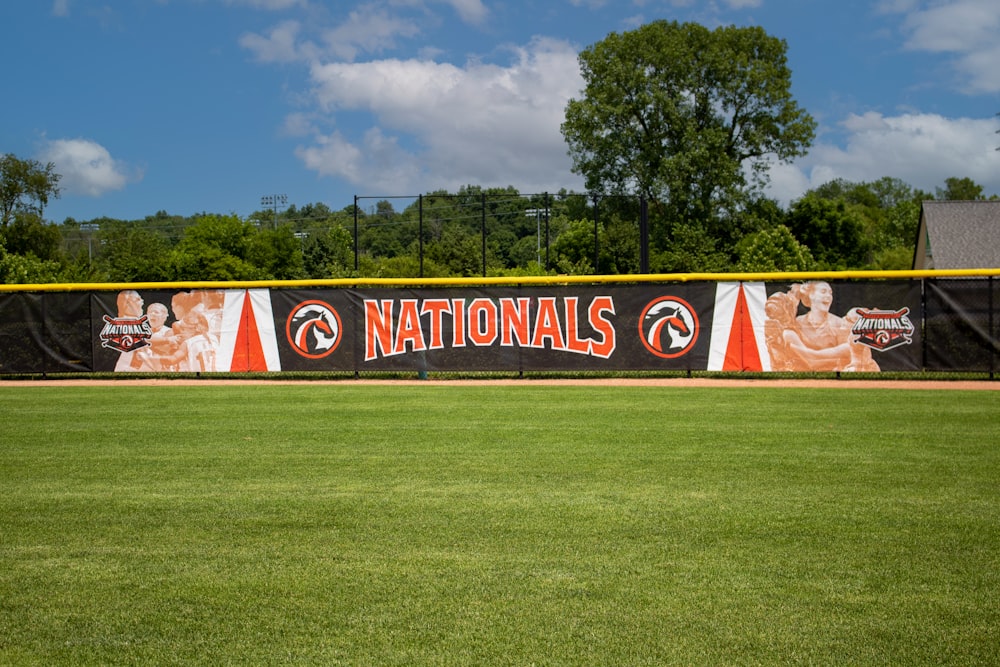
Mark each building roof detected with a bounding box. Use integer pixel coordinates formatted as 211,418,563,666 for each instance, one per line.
913,200,1000,270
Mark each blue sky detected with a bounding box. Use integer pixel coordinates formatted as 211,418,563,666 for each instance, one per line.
3,0,999,224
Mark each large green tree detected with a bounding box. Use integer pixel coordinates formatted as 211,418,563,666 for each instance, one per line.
551,218,598,275
784,194,868,270
0,245,63,284
167,214,267,281
2,212,63,261
0,154,61,229
735,225,815,272
95,219,173,282
247,226,306,280
302,224,355,278
562,21,815,247
935,176,986,201
802,176,923,269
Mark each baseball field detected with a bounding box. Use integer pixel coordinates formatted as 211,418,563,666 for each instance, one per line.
2,381,998,665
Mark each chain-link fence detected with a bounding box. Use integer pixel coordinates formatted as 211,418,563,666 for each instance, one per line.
351,193,648,277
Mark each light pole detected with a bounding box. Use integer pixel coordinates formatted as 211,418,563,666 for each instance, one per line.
260,194,288,229
525,208,541,266
81,223,99,263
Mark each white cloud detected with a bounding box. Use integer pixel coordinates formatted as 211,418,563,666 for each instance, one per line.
951,42,1000,95
320,6,422,61
295,131,365,181
295,37,586,194
875,0,920,13
51,0,70,17
767,112,1000,203
893,0,1000,93
442,0,488,25
240,5,423,64
38,139,138,197
622,14,646,30
296,127,424,192
281,112,319,137
898,0,999,52
240,20,308,63
223,0,306,9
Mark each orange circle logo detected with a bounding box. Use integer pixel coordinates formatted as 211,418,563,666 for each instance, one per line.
286,300,342,359
638,296,699,358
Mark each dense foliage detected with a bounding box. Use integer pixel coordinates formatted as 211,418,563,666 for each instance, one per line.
0,176,996,284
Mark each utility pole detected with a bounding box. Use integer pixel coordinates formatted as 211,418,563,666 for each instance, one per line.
80,223,99,264
260,194,288,229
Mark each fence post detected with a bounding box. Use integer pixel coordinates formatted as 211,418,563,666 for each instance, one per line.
419,194,424,278
986,276,997,380
592,194,600,275
543,193,550,271
481,192,487,277
353,195,359,273
920,278,927,372
639,196,649,274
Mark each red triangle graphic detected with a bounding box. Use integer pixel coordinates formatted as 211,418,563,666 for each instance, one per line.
724,284,763,371
231,293,268,372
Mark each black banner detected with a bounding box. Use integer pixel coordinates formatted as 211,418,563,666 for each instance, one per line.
0,292,91,373
924,278,1000,373
4,278,988,375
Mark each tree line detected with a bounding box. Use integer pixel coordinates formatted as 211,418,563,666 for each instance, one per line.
1,168,993,285
2,20,997,284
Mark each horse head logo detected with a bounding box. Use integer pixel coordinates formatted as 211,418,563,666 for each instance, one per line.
639,297,699,358
286,300,342,359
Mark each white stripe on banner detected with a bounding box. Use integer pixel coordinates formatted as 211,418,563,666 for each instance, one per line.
707,282,739,371
216,290,246,372
248,288,282,371
743,282,771,372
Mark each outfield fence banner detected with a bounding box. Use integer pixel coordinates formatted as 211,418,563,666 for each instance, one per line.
1,278,997,375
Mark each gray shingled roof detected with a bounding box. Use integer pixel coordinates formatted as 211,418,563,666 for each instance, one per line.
917,201,1000,269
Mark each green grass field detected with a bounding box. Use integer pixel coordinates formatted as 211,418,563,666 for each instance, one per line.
1,384,998,665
